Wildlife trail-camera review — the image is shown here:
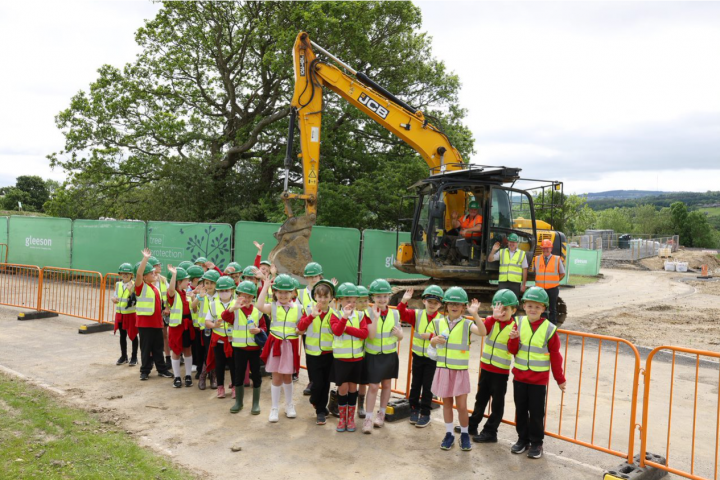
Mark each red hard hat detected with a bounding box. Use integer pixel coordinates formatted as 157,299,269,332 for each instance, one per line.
541,239,553,248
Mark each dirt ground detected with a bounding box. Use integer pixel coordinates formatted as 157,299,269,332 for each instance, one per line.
639,247,720,272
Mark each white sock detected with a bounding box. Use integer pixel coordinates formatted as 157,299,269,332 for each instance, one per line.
271,384,281,408
184,356,193,376
366,412,373,421
283,382,293,406
446,423,454,434
171,358,181,378
461,426,468,434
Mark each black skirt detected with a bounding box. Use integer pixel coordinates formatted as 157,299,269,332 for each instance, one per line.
361,352,400,384
331,357,364,385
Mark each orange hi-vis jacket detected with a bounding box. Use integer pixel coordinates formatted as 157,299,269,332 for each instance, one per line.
535,254,561,289
460,214,483,239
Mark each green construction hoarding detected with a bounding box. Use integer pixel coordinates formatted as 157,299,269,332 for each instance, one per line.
0,216,7,245
564,247,602,278
7,216,72,268
72,220,146,274
360,230,428,285
147,222,232,274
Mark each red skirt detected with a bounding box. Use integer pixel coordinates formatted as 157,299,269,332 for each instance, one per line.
168,316,195,355
114,312,138,341
206,332,233,371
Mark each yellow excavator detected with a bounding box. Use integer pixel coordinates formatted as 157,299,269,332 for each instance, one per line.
270,32,567,324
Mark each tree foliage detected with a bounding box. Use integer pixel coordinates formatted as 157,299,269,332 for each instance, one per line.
47,1,473,229
1,175,50,212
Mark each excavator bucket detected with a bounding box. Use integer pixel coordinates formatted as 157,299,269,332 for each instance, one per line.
268,214,316,276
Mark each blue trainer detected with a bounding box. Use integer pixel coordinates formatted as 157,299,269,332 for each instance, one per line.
440,433,455,450
416,415,431,428
409,409,419,424
460,432,472,451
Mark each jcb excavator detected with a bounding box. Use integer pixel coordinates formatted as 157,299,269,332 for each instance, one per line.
270,32,567,324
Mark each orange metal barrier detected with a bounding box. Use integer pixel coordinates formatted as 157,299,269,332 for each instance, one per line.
640,346,720,480
0,243,8,263
0,263,42,310
101,273,122,324
39,267,103,322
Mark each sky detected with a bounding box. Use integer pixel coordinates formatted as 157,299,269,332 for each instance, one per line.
0,1,718,195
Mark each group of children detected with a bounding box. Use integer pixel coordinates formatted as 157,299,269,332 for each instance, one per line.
112,244,566,458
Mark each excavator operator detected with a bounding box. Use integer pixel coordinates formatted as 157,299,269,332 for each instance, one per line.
452,200,483,242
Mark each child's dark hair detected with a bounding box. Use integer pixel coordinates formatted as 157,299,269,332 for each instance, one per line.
314,283,333,298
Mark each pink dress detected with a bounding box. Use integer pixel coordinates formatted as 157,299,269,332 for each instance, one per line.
264,338,295,374
431,318,472,398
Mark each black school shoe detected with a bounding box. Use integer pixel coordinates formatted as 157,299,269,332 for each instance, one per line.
303,382,312,396
173,377,182,388
129,357,138,366
140,373,149,381
527,444,543,459
316,412,326,425
472,431,498,443
116,356,128,365
157,370,174,378
184,375,193,387
511,439,529,454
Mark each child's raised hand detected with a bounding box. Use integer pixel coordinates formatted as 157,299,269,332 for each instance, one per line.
391,325,402,336
401,288,414,303
255,270,266,281
509,323,519,339
311,304,322,317
204,261,216,270
195,285,206,297
558,381,566,393
342,303,353,319
142,248,152,258
253,241,264,251
270,264,278,276
492,302,504,319
467,299,480,315
167,264,176,274
330,278,338,286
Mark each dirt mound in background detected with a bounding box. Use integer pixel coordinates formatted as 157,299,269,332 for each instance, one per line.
686,279,720,296
640,248,720,271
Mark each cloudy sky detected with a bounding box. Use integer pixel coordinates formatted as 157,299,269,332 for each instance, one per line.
1,1,719,194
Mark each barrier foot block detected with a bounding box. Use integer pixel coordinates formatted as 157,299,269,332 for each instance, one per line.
385,399,411,422
78,323,114,334
604,453,667,480
17,311,59,321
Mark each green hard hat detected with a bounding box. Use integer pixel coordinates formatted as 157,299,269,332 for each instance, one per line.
468,200,480,209
522,286,549,306
186,265,205,279
202,270,220,283
118,263,133,274
422,285,444,299
166,267,189,283
216,276,236,291
235,280,258,297
303,262,323,276
260,260,271,267
293,278,301,290
134,261,154,276
147,256,160,267
356,285,369,298
369,279,392,295
443,286,469,304
242,266,257,278
312,279,335,300
194,257,208,265
226,262,242,273
335,282,359,298
272,274,296,292
492,288,519,307
507,233,519,242
178,261,193,271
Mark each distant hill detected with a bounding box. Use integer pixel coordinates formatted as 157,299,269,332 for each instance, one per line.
585,190,720,211
585,190,665,200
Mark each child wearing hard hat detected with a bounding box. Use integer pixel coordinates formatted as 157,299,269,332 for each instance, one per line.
112,263,138,366
166,265,195,388
353,285,372,419
134,249,173,381
192,269,220,390
458,289,519,443
147,256,172,368
257,272,303,423
423,287,487,451
224,280,267,415
186,265,206,377
361,279,404,434
398,285,445,428
507,286,567,459
225,262,243,285
296,279,336,425
204,276,237,399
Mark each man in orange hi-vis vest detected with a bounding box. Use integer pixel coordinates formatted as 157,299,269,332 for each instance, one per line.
533,239,565,325
451,200,483,243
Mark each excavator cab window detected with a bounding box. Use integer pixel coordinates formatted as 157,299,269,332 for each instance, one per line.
487,187,537,269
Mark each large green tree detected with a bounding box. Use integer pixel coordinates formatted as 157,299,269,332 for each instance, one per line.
48,1,473,229
1,175,50,212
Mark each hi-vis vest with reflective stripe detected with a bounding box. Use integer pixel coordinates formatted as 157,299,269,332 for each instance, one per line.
460,214,483,239
412,309,443,357
208,297,233,337
535,254,561,289
155,277,168,304
230,305,261,348
168,292,186,327
270,303,302,340
480,318,518,370
305,308,336,356
197,294,215,330
115,282,135,314
434,317,472,370
299,287,315,314
136,283,157,316
499,248,526,283
514,315,556,372
365,309,399,355
333,312,364,359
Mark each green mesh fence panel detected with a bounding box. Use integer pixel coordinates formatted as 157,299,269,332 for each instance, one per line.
147,222,232,274
71,220,146,274
360,230,428,286
0,216,7,245
7,216,72,268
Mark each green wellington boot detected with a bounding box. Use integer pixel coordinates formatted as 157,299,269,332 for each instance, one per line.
230,386,245,414
251,387,262,415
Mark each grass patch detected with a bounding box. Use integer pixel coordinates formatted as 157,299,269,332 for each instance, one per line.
567,275,600,286
0,210,49,217
0,374,194,479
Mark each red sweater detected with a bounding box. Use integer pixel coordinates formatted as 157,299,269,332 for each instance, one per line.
221,305,267,351
397,302,441,329
508,318,566,386
330,313,369,362
134,283,163,328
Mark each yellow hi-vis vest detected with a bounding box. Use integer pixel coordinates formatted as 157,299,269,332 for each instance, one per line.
498,248,526,283
332,312,364,359
433,317,472,370
136,283,157,317
305,308,336,356
270,302,302,340
168,292,184,327
230,304,262,348
365,309,399,355
208,297,234,337
412,310,443,357
115,281,135,314
155,277,168,305
480,318,518,370
299,287,315,314
513,315,556,372
188,288,199,328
